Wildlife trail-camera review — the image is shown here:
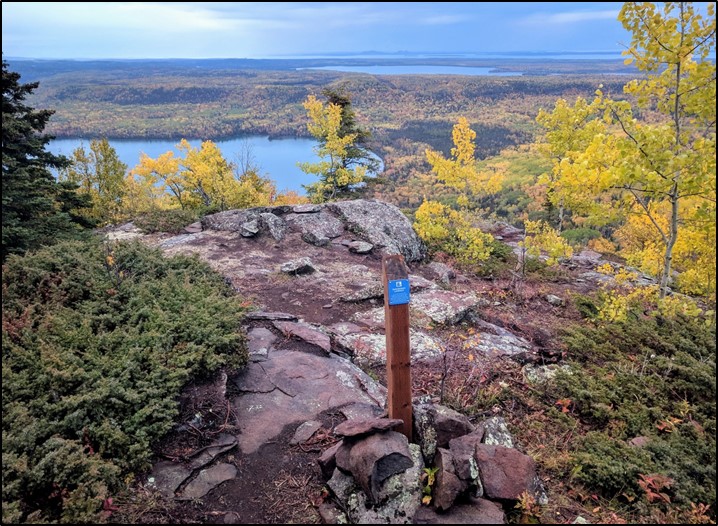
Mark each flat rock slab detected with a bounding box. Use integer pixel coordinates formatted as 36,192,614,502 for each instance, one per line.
273,321,331,353
177,463,237,500
334,418,404,438
413,497,506,524
290,420,322,445
339,402,386,421
232,350,386,454
410,290,479,325
148,461,192,498
463,332,531,358
247,327,277,361
337,330,443,367
188,433,237,470
245,311,298,321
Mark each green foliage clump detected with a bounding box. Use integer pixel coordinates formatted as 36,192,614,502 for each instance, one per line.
2,60,92,262
2,239,248,523
134,208,199,234
560,227,601,247
549,315,716,513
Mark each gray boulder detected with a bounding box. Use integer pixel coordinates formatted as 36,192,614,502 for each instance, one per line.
328,199,426,262
280,257,315,275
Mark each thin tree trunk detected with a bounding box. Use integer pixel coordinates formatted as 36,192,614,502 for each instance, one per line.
660,189,679,298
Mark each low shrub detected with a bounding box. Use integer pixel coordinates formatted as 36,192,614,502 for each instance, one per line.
134,208,199,234
549,314,716,517
2,238,248,523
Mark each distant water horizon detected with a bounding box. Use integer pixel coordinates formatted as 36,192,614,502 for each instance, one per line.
297,65,524,76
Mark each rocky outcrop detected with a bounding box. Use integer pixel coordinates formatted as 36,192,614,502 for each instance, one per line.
199,199,426,262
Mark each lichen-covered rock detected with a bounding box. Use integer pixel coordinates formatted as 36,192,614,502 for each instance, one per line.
448,431,485,497
202,208,265,231
410,290,479,325
348,240,374,254
285,211,344,246
413,402,475,464
328,199,426,262
259,212,287,241
280,257,315,275
424,261,456,287
480,416,514,448
337,330,442,367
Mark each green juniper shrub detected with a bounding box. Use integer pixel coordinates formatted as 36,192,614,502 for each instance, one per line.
2,238,248,523
547,314,715,517
560,227,601,247
133,208,199,234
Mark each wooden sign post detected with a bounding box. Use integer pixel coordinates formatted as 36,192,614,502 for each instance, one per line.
382,254,412,441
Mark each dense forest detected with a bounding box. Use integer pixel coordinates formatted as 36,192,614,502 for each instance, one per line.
2,2,715,524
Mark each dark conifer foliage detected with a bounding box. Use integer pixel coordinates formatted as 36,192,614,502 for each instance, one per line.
2,59,90,261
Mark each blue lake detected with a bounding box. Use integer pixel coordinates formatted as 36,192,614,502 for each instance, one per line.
298,65,523,76
48,136,321,194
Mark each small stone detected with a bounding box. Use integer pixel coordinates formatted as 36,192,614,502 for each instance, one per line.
348,241,374,254
183,221,202,234
177,463,237,500
280,257,315,275
240,219,260,237
290,420,322,445
545,294,565,307
323,304,333,309
628,436,650,448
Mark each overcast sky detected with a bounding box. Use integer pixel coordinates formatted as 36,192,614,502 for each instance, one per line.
2,2,634,59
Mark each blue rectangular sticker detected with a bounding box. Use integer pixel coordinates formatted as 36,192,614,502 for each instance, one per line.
388,279,410,306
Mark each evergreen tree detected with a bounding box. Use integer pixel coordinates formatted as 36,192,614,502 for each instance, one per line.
1,59,90,261
321,86,380,175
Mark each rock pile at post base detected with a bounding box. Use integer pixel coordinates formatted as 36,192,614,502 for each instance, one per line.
317,409,547,524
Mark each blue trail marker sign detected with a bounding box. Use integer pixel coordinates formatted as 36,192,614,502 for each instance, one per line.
387,279,410,306
382,254,412,441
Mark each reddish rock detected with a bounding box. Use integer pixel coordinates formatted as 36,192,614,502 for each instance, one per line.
273,321,331,353
431,405,475,449
474,444,537,501
334,417,404,438
334,440,353,474
433,448,466,511
347,431,414,502
448,430,485,482
629,436,650,448
414,497,506,524
318,442,342,480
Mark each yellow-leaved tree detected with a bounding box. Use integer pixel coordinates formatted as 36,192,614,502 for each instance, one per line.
59,138,128,225
127,140,281,213
415,118,498,265
545,2,716,298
